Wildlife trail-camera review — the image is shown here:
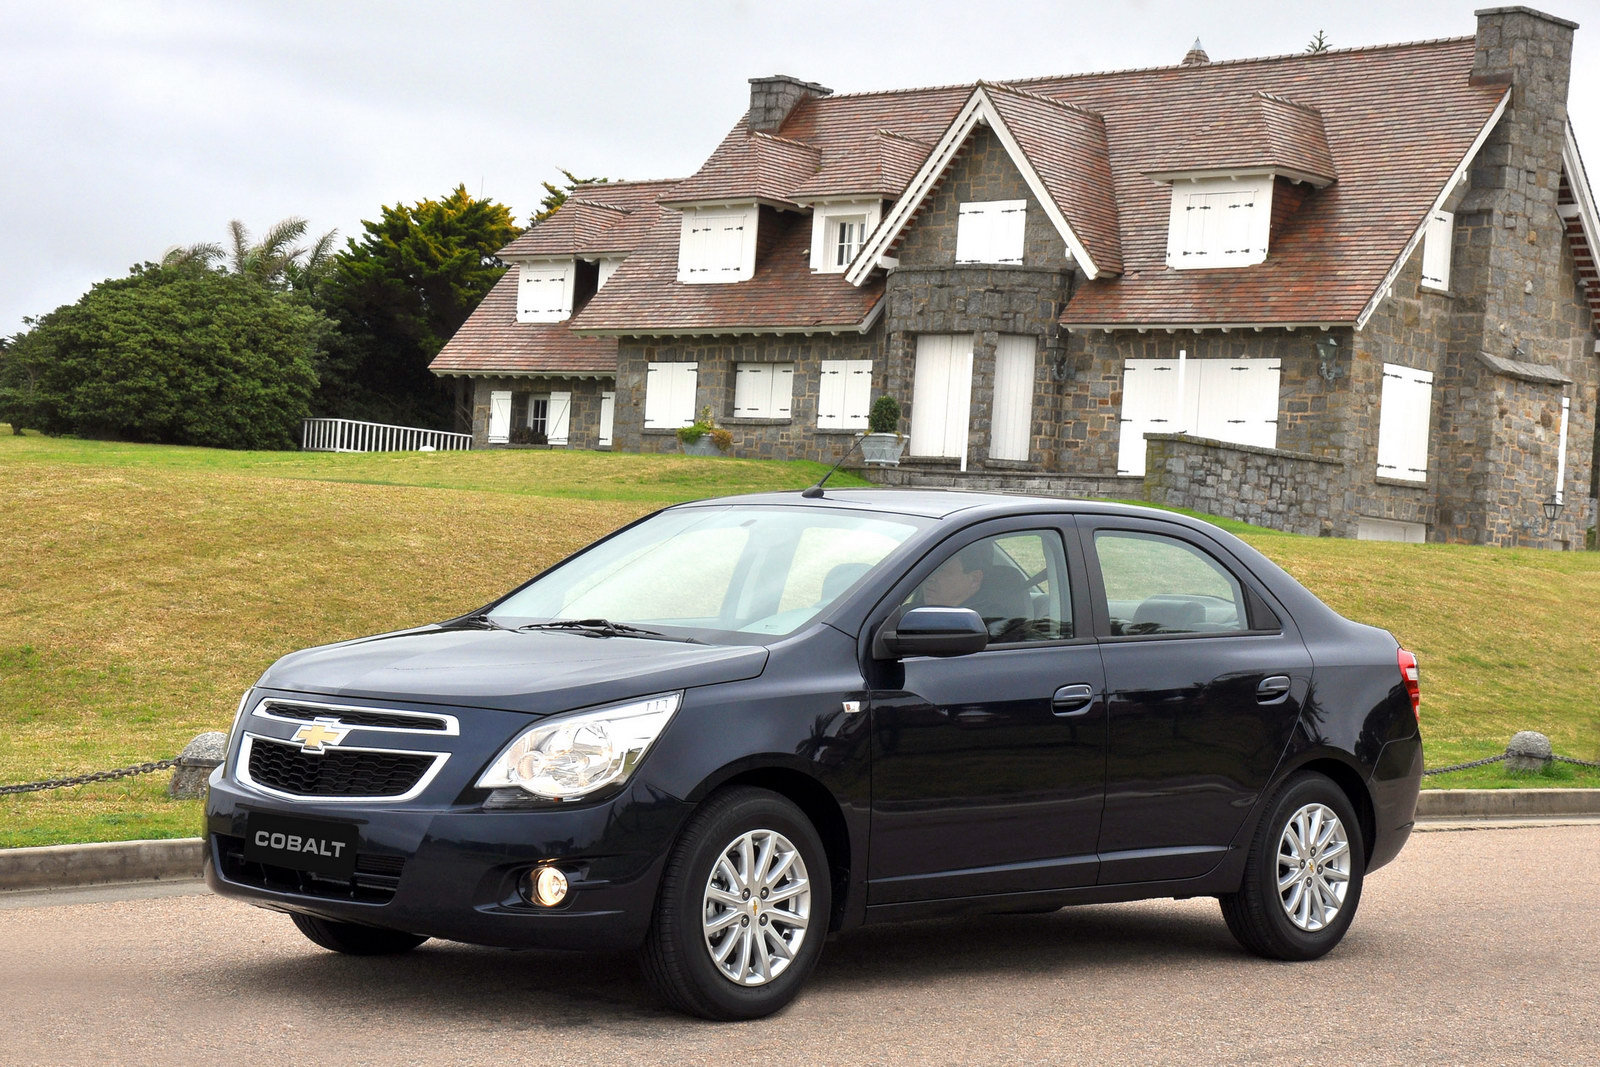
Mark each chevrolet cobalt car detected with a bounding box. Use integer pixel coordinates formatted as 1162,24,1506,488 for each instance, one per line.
205,491,1422,1019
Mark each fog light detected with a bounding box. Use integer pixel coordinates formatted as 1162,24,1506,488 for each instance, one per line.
523,865,569,907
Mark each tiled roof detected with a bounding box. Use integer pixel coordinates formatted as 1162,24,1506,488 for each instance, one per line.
572,207,884,333
663,126,823,207
790,129,934,201
499,180,678,258
983,83,1123,275
1030,37,1506,326
1148,91,1337,185
428,272,618,376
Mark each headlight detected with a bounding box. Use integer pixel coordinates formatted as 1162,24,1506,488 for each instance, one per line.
476,692,682,800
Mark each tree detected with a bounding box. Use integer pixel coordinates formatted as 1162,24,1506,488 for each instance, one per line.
317,185,520,427
0,263,326,449
163,216,339,296
1306,30,1330,54
534,169,610,224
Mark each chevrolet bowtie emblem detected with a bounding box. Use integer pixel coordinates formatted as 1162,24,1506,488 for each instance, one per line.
292,721,350,753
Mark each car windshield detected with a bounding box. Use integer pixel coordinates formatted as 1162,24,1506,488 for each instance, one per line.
488,505,927,640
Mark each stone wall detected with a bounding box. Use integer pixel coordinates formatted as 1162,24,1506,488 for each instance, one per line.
1143,435,1346,537
469,377,612,449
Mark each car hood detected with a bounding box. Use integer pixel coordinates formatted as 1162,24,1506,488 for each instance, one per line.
256,626,770,715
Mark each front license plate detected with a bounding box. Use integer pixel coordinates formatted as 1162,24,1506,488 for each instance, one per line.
244,813,360,879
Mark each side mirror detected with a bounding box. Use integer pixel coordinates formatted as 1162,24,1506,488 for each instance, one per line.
875,606,988,659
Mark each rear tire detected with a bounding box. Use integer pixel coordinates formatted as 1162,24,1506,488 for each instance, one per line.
1220,772,1364,961
641,787,831,1020
291,913,428,956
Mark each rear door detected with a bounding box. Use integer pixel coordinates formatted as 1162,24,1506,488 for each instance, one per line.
1078,517,1310,885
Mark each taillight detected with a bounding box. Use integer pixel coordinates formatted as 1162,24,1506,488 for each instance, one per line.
1397,648,1420,721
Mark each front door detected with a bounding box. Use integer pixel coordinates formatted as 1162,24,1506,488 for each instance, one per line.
867,521,1105,904
909,334,973,461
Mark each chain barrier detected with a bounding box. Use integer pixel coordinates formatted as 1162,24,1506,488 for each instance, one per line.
1551,753,1600,769
0,758,181,796
1424,750,1600,776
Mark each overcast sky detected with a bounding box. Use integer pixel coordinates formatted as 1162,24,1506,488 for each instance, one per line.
3,0,1596,337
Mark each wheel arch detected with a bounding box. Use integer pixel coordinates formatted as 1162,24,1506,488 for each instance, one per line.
1291,756,1378,865
687,764,854,932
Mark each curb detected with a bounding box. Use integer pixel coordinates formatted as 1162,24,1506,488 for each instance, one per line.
2,790,1598,894
0,838,203,892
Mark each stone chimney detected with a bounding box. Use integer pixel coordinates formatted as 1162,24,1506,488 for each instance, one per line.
1181,38,1210,66
747,75,832,133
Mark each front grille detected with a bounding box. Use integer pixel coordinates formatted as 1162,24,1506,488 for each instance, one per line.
214,833,405,903
246,737,435,798
260,701,450,731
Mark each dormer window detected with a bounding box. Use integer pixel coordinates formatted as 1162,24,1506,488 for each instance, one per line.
1164,177,1272,269
517,262,574,323
956,200,1026,265
808,201,883,273
677,206,758,283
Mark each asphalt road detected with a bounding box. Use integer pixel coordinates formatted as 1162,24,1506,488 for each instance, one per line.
1,823,1595,1066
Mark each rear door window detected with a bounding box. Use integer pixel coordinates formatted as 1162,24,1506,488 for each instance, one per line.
1092,530,1248,636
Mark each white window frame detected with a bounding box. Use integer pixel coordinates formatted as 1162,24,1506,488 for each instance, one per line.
1376,363,1434,483
732,363,795,419
677,206,758,283
526,395,549,436
817,359,872,430
1421,210,1454,292
1165,176,1273,269
516,261,575,323
955,200,1026,265
808,202,883,273
644,363,699,428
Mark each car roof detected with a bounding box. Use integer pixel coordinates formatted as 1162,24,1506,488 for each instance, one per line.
677,487,1201,524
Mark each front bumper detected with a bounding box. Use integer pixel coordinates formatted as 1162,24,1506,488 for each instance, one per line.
205,773,691,951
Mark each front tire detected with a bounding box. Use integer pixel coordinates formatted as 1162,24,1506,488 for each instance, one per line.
1220,772,1365,961
641,787,831,1020
291,913,428,956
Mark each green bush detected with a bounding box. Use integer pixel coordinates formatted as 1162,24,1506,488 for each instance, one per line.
0,264,326,449
868,394,901,434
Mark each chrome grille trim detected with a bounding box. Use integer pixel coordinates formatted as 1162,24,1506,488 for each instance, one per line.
238,734,449,803
252,698,459,736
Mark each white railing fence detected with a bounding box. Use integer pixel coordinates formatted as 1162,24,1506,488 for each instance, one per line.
301,418,473,453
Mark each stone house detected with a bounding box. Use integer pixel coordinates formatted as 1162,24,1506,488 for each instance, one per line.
432,7,1600,548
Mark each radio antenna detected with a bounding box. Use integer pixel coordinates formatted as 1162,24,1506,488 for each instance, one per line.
801,435,864,498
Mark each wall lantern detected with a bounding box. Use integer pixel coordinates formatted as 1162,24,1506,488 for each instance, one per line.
1315,334,1343,382
1542,496,1564,526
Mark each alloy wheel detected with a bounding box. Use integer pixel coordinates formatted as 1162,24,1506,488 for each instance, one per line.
1276,802,1352,932
701,828,812,986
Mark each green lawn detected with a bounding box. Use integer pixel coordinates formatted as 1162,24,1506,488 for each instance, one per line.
2,429,1595,848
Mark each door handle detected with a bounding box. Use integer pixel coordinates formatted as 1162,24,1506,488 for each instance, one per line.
1256,675,1292,704
1052,684,1096,717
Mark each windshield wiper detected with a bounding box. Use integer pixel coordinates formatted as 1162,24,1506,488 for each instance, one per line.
516,618,704,643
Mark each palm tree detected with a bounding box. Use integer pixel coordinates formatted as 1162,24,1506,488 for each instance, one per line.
161,216,338,294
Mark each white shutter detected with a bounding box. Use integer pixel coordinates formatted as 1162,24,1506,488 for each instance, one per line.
733,364,770,416
955,203,992,264
817,361,845,429
547,391,571,446
772,364,793,417
1376,364,1434,482
841,360,872,429
644,363,697,429
910,335,973,459
1191,360,1279,449
598,391,615,447
990,336,1035,461
1421,211,1454,291
487,390,512,443
517,265,571,323
994,201,1026,264
1117,359,1183,475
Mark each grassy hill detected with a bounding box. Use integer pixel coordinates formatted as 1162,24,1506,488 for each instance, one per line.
2,430,1595,847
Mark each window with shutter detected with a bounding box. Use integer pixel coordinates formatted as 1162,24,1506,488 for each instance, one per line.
677,208,757,283
547,391,571,445
1376,364,1434,482
733,363,794,419
1421,211,1453,291
956,200,1026,265
808,202,883,273
488,390,512,444
644,363,699,428
910,335,974,459
817,360,872,429
598,392,615,448
989,336,1035,462
517,264,573,322
1165,177,1272,269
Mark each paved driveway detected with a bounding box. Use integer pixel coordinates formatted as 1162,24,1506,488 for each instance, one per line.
2,822,1596,1065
